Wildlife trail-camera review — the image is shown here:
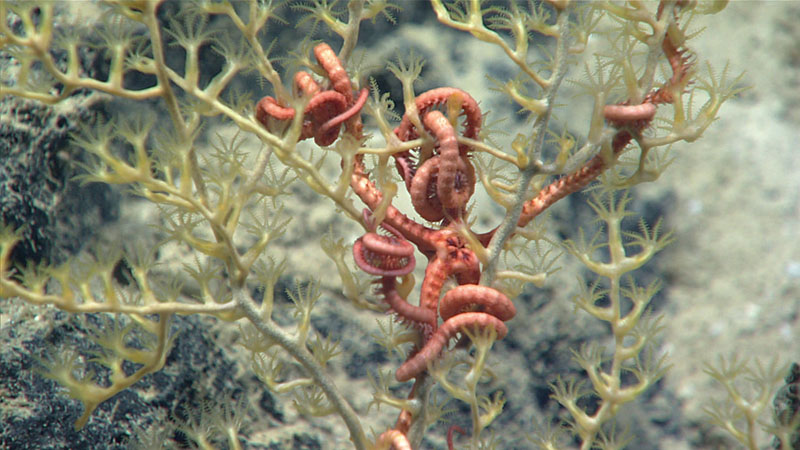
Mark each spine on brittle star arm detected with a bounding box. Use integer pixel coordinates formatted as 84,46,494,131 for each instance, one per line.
320,88,368,140
395,312,508,382
379,278,437,333
314,43,353,103
353,221,437,330
352,226,416,277
419,257,449,316
255,73,322,127
313,42,364,136
438,285,516,322
409,157,447,222
517,157,606,226
255,96,295,124
602,103,656,126
394,88,482,143
350,156,439,254
294,71,321,96
421,111,473,210
304,91,347,145
516,123,639,229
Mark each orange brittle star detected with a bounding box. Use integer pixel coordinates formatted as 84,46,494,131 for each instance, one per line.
255,43,368,146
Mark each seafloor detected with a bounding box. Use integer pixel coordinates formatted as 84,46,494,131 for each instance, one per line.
0,2,797,449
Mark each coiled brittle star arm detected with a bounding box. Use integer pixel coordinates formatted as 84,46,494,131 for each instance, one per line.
255,43,367,146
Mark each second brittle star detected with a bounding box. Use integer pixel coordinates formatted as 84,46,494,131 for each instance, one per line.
255,43,368,146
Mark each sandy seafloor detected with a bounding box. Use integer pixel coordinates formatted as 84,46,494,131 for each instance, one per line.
0,1,798,449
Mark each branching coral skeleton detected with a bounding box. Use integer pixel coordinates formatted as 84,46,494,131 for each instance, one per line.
0,0,751,448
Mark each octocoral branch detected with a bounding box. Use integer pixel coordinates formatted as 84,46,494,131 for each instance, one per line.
0,0,744,448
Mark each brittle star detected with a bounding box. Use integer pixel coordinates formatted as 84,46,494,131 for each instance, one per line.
350,86,516,383
350,15,693,440
256,22,694,444
255,43,368,146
